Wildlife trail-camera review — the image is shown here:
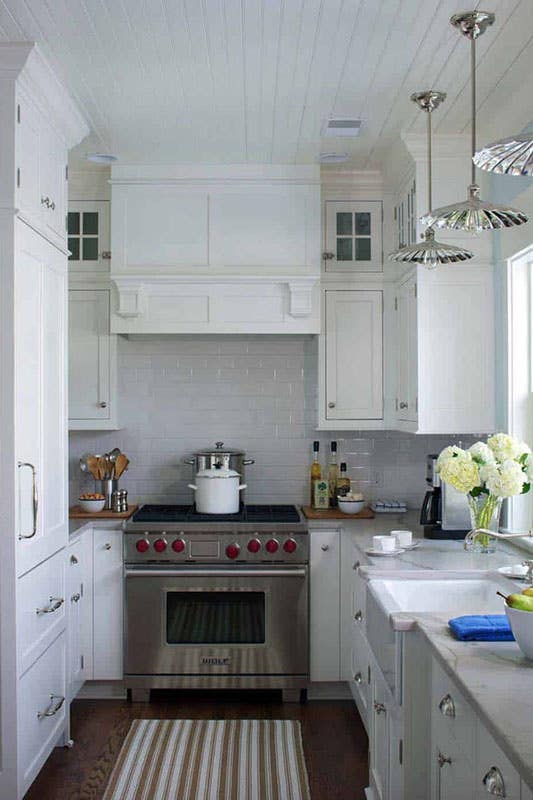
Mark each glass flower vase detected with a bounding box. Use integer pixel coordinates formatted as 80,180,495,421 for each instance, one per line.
467,494,502,554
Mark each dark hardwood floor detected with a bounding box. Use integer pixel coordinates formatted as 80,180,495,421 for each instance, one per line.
24,690,369,800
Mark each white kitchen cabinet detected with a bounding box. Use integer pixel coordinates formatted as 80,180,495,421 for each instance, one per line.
393,264,495,434
393,175,417,251
15,223,69,577
93,530,123,680
310,529,341,681
350,623,372,733
68,289,118,430
321,289,383,428
324,200,383,273
67,533,92,700
67,201,110,274
474,720,521,800
369,666,392,800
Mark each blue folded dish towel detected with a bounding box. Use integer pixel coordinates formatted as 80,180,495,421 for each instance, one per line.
448,615,515,642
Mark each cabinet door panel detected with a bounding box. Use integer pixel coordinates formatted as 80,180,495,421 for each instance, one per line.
16,92,40,220
325,290,383,420
39,120,66,240
325,201,382,272
396,276,418,423
310,530,340,681
93,530,123,679
68,201,110,273
474,720,520,800
370,670,390,800
69,290,111,422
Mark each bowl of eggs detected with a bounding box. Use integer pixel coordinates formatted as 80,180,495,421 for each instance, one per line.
337,492,365,515
79,493,106,513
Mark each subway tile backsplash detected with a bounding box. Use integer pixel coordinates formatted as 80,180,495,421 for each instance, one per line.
69,335,477,508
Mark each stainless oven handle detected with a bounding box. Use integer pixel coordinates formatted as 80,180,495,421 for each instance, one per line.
124,568,307,578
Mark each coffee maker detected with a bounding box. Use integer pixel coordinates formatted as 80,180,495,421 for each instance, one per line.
420,454,471,539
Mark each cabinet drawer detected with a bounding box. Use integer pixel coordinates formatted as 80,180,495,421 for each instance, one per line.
18,549,66,675
18,631,67,795
350,623,371,733
432,658,475,761
474,719,520,800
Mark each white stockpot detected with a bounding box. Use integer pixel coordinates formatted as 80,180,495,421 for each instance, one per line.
188,466,247,514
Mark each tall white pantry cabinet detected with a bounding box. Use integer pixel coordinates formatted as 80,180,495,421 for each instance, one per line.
0,43,88,799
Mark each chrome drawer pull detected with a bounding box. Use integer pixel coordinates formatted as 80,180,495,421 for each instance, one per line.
437,752,452,768
37,694,65,719
354,672,363,684
104,542,112,550
353,561,360,570
71,592,81,603
354,610,363,622
18,461,38,539
373,701,386,715
438,693,456,718
70,555,79,565
482,766,506,797
36,597,64,615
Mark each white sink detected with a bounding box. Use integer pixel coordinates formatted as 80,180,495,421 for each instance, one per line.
368,575,511,630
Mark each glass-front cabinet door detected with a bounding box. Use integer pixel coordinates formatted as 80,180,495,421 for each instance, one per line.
67,200,110,273
324,200,383,273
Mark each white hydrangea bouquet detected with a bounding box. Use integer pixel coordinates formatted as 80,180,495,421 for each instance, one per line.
437,434,532,552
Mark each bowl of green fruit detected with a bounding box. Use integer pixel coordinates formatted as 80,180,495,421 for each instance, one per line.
501,587,533,659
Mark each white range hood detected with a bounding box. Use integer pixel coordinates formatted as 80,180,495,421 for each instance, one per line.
109,165,321,334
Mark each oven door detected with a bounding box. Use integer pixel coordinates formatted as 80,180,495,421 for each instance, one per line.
124,565,308,678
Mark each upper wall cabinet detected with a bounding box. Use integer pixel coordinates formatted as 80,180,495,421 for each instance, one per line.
323,200,383,273
68,201,110,274
109,166,321,334
393,174,416,250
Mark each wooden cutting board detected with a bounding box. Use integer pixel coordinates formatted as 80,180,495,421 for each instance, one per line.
69,505,138,520
302,506,375,520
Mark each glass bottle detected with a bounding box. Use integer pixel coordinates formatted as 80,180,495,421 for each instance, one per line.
328,441,339,507
336,462,351,498
310,441,321,506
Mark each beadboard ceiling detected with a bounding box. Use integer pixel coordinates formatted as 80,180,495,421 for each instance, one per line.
0,0,531,167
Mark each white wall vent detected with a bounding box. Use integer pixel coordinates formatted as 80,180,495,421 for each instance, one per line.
322,118,362,137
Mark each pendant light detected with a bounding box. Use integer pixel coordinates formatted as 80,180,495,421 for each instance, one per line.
389,91,474,270
421,11,528,232
473,134,533,176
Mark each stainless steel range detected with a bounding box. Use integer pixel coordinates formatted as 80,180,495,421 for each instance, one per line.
124,504,309,702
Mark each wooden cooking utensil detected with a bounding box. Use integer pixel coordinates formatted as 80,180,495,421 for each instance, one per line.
86,455,100,480
114,454,129,479
97,456,108,481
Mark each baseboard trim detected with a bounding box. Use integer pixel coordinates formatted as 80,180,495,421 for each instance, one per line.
76,680,127,700
307,681,351,700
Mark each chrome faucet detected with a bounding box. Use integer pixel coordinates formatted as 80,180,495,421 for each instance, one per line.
464,527,533,580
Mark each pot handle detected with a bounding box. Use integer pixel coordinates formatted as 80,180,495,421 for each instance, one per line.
183,458,196,465
238,484,247,491
188,484,197,491
243,459,255,465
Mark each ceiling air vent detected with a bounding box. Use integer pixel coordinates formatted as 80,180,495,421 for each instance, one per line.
322,118,362,138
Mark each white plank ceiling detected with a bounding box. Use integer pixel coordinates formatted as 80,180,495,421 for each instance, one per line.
1,0,531,166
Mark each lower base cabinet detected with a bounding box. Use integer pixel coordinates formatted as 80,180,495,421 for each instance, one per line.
310,529,341,681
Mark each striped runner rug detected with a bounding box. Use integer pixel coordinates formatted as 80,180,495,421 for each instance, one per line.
103,719,311,800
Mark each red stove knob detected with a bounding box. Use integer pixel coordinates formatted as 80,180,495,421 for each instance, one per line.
247,538,261,553
172,538,186,553
226,543,240,560
265,539,279,554
153,538,167,553
135,539,149,553
283,538,297,554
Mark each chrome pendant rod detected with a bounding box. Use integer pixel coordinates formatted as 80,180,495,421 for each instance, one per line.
427,104,432,212
471,36,476,185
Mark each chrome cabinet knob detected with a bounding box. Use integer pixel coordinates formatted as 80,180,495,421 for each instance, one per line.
354,671,363,684
482,766,506,797
70,555,79,565
99,401,107,408
438,693,456,718
328,401,336,408
399,401,408,409
373,701,386,715
354,610,363,622
321,544,329,551
438,752,452,769
71,592,81,603
104,543,112,550
353,561,360,570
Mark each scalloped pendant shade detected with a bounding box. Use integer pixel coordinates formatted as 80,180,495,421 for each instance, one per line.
473,134,533,176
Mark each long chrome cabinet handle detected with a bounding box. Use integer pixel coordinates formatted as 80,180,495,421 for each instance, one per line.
36,597,64,615
37,694,65,719
482,766,506,797
18,461,38,539
125,568,307,578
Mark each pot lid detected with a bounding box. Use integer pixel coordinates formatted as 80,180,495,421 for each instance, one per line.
194,441,246,457
196,466,240,479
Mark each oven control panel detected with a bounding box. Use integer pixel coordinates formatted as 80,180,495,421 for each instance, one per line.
126,532,308,563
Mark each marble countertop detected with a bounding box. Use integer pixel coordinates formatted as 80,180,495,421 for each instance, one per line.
405,612,533,789
69,518,124,538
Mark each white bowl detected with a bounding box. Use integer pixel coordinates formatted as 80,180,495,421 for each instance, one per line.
505,604,533,659
338,499,365,515
78,497,106,513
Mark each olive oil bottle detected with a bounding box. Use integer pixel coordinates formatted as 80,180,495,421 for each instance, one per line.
310,440,321,506
328,441,339,507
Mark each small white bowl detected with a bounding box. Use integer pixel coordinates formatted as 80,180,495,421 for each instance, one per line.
505,604,533,659
338,499,365,515
78,497,106,513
